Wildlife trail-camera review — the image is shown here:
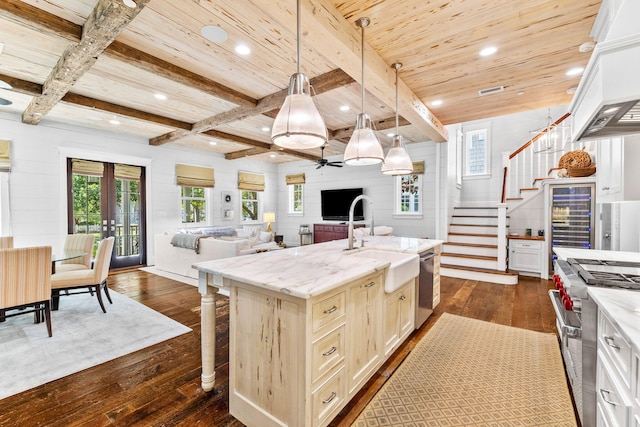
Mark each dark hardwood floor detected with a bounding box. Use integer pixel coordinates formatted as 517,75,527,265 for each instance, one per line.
0,270,557,427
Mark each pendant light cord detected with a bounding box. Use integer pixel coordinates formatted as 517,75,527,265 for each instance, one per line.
360,22,365,113
296,0,301,75
395,64,399,135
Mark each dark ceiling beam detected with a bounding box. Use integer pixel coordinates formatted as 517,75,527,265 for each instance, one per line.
22,0,151,124
150,69,355,146
0,1,80,42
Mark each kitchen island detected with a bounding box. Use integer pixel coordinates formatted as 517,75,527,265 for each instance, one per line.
193,236,442,427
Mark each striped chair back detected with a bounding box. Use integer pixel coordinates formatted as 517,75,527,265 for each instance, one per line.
0,236,13,249
61,234,95,268
0,246,52,309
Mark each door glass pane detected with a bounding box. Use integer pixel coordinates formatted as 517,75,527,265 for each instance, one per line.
72,174,101,256
115,178,141,257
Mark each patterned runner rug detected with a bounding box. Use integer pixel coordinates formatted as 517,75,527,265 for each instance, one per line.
353,313,576,426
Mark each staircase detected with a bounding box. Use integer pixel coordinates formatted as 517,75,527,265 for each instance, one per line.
441,112,587,285
441,207,518,285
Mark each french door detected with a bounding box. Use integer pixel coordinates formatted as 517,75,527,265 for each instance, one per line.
67,158,146,269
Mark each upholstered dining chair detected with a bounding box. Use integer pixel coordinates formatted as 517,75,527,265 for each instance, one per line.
0,246,53,337
0,236,13,249
51,236,115,313
55,234,95,272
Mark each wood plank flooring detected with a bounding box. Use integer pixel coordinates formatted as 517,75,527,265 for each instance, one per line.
0,270,558,427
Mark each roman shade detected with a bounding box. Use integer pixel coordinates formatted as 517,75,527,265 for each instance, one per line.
114,164,142,180
412,161,425,175
285,173,305,185
0,140,10,172
72,159,104,177
176,164,215,188
238,171,265,191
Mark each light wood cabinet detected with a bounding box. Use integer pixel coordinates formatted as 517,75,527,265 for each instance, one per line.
384,279,415,356
228,271,392,427
509,238,542,274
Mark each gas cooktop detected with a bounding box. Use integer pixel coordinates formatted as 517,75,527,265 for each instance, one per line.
567,258,640,290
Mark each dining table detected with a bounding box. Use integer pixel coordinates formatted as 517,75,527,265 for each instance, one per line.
51,250,87,274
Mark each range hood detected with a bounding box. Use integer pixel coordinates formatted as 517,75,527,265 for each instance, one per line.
569,0,640,141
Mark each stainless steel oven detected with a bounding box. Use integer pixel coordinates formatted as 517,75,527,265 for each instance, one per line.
550,256,640,427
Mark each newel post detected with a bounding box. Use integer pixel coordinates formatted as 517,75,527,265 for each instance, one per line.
496,203,508,272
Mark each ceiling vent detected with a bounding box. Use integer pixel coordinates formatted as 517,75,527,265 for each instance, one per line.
478,86,504,96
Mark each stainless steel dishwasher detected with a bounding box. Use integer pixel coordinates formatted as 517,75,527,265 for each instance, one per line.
415,249,435,328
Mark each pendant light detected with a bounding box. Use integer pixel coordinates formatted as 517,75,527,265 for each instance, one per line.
271,0,327,149
382,62,413,175
343,17,384,166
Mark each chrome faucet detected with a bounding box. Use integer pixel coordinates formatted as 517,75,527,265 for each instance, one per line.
347,194,374,250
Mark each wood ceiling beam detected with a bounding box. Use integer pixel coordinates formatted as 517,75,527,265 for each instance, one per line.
248,0,448,142
61,93,192,130
22,0,151,125
330,116,410,141
0,73,192,130
205,130,320,162
150,68,354,146
226,147,320,162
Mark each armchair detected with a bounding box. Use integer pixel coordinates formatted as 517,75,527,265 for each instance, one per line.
51,237,115,313
0,246,53,337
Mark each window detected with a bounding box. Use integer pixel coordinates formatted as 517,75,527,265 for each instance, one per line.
241,190,259,221
394,173,422,216
289,183,303,214
181,186,207,224
464,125,490,177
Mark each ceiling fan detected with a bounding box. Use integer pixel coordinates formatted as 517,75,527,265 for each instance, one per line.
315,146,343,169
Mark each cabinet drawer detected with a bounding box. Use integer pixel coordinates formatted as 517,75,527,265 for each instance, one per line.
312,292,346,333
311,325,345,383
511,240,542,250
312,367,346,427
599,310,632,388
315,225,335,232
597,350,633,427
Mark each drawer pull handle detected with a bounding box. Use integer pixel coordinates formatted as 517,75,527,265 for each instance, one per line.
604,336,620,350
322,392,337,404
323,306,338,314
365,281,375,288
599,388,619,406
399,295,406,301
322,346,337,356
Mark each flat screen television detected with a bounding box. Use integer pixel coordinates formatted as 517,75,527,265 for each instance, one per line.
321,188,364,221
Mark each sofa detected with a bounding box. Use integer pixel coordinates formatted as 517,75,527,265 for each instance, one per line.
153,225,280,279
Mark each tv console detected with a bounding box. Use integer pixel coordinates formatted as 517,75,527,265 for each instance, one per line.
313,223,364,244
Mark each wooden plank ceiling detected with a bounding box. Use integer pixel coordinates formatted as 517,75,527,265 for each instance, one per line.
0,0,601,164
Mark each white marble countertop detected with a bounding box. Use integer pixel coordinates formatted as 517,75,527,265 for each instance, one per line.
554,248,640,262
193,237,443,299
588,287,640,354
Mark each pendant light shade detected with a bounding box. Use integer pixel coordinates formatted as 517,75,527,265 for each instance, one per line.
271,0,327,149
344,17,384,166
382,62,413,175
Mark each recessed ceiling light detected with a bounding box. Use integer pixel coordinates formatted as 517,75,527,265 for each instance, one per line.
270,153,277,158
517,91,525,96
340,105,350,111
201,25,228,43
235,44,251,55
566,67,584,77
579,42,595,53
604,106,621,114
431,99,443,107
386,132,394,137
566,86,577,95
154,93,167,100
209,141,217,146
109,119,120,125
0,97,12,106
479,46,497,57
122,0,136,8
0,79,11,89
261,126,270,132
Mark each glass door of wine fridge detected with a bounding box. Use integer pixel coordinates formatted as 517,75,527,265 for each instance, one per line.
548,183,595,273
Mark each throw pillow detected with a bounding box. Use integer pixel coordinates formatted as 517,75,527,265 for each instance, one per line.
259,231,273,243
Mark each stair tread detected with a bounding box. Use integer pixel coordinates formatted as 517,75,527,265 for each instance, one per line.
506,197,524,201
448,232,498,238
451,215,510,219
520,187,538,191
453,207,499,210
450,223,498,227
444,242,498,249
441,253,498,261
441,264,519,276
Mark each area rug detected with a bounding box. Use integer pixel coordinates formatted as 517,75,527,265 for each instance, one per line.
353,313,576,426
0,291,191,400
